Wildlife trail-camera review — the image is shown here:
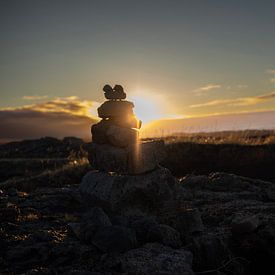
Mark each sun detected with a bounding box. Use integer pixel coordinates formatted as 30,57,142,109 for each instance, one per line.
128,93,167,124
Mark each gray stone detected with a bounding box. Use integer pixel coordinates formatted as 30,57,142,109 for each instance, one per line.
79,166,178,213
119,243,194,274
92,225,137,253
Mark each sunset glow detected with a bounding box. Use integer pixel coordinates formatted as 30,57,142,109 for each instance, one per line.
1,1,275,142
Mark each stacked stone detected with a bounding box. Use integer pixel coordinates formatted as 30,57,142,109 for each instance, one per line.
91,84,142,148
88,84,165,174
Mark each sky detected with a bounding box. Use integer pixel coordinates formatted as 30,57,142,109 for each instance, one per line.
1,0,275,141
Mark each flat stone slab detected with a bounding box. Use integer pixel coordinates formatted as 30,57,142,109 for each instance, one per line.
87,140,166,174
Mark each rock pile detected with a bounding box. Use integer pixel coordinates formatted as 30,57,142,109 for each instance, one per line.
89,84,164,174
81,84,175,215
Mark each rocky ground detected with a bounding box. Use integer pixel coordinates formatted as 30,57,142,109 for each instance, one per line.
1,163,275,275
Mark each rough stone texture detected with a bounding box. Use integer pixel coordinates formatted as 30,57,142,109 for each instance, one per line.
119,243,193,275
87,140,165,174
92,225,137,253
79,166,178,213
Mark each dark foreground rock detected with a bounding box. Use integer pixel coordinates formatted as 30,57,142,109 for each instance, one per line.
1,171,275,274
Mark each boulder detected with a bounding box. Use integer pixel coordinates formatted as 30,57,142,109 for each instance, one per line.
79,166,179,213
92,225,137,253
119,243,193,274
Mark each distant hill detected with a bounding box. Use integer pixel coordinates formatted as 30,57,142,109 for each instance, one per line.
0,137,86,158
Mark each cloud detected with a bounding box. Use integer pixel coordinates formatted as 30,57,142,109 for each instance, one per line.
194,84,221,95
0,97,99,142
190,91,275,108
22,95,48,100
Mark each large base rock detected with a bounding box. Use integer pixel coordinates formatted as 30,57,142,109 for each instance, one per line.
87,140,165,174
79,166,179,214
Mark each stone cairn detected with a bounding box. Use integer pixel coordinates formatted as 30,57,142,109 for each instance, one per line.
80,84,178,214
89,84,164,174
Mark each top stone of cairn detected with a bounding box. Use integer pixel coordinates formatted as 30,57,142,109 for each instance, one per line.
103,84,126,100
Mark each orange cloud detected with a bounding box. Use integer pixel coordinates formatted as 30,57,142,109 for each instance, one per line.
0,97,99,142
190,91,275,108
